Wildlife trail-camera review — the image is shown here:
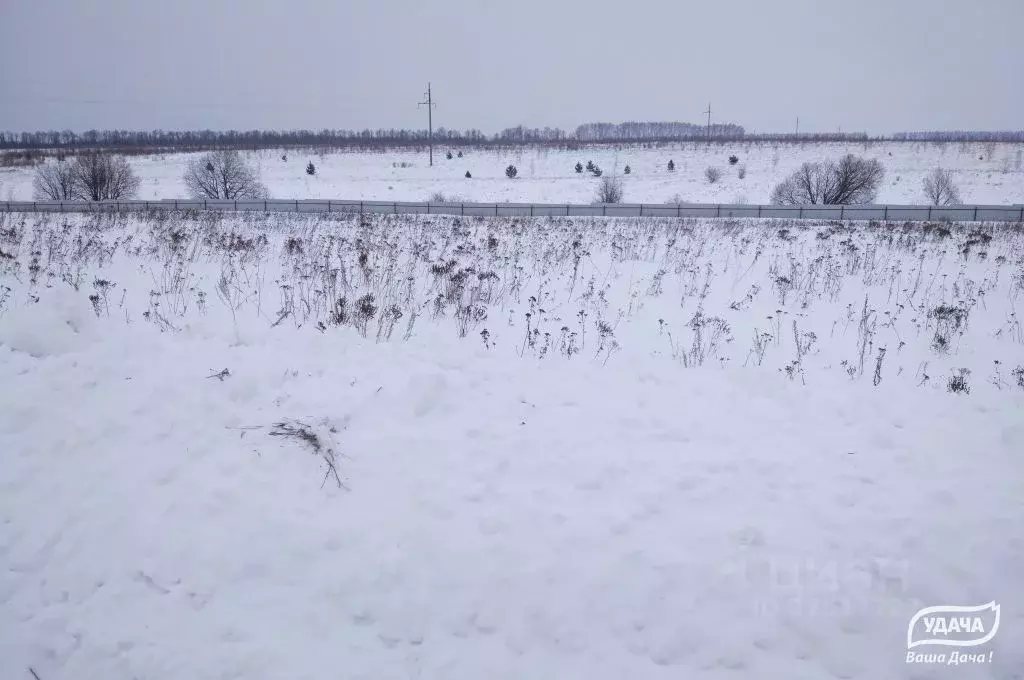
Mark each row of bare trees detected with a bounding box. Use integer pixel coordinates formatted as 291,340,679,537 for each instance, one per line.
34,150,268,201
770,155,963,206
33,153,141,201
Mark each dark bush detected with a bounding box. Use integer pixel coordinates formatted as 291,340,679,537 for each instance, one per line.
595,176,623,203
771,154,884,205
667,160,675,171
70,152,141,201
728,155,739,165
505,164,518,179
947,368,970,394
32,159,76,200
184,150,268,200
306,161,316,176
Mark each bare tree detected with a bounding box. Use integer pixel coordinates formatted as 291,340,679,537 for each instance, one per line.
595,175,623,203
32,159,77,200
922,168,962,206
183,150,268,200
71,153,140,201
771,154,884,205
705,166,722,184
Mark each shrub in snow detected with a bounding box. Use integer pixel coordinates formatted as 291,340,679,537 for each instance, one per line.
446,151,453,160
465,171,472,178
586,160,595,172
353,293,378,337
737,165,747,179
728,155,739,165
306,162,316,176
623,165,631,175
591,167,603,177
922,168,962,206
457,151,463,158
595,176,623,203
667,160,675,171
184,150,269,200
947,368,970,394
705,167,722,184
429,191,464,204
32,159,76,200
771,154,884,205
428,189,464,202
281,154,287,161
575,162,583,173
505,164,518,179
66,152,140,201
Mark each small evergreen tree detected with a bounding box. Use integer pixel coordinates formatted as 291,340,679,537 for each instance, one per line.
667,160,675,171
624,165,631,175
586,160,595,171
457,151,463,158
575,162,583,173
728,155,739,165
446,151,453,160
505,164,518,179
306,161,316,176
465,171,472,178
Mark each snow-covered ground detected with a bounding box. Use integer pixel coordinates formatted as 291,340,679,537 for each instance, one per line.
2,141,1023,205
1,210,1023,679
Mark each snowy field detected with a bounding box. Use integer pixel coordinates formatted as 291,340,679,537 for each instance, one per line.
2,140,1023,205
1,210,1023,679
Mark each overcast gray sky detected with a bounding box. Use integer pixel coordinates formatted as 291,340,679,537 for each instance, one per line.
1,0,1021,135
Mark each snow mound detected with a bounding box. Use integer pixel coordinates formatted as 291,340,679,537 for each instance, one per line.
0,289,98,357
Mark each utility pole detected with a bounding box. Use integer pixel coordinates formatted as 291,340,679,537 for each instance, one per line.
795,116,799,135
704,102,712,141
418,83,437,167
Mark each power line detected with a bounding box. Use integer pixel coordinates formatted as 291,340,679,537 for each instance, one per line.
417,83,437,167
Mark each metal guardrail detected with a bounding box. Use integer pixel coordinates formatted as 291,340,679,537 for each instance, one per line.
2,199,1023,222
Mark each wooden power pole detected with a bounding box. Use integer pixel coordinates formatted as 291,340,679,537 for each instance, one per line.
704,103,712,141
418,83,437,167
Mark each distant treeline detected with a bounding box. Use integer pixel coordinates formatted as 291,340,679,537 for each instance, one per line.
575,121,746,141
892,131,1024,142
1,124,1021,152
